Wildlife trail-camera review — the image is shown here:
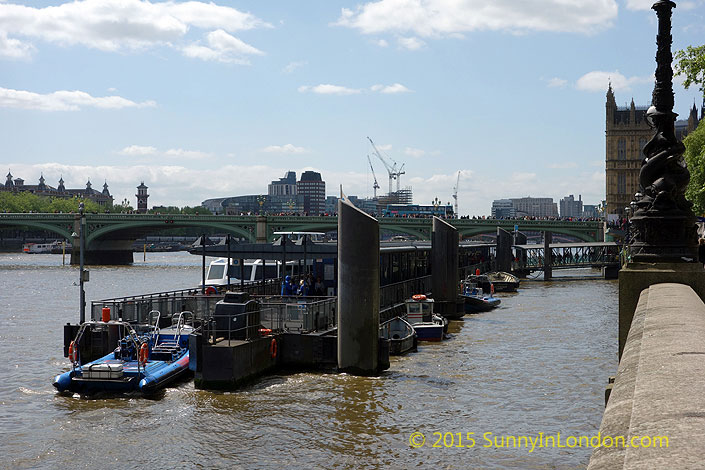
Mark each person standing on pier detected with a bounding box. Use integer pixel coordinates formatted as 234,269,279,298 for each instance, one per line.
281,275,294,296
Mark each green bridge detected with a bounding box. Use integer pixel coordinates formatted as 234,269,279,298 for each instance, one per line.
0,213,603,264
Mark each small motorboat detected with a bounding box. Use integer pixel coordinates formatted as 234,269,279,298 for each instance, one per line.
53,311,196,395
379,317,417,355
404,295,445,341
485,271,520,292
460,284,501,313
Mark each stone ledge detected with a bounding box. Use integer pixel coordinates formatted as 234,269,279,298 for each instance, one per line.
589,283,705,469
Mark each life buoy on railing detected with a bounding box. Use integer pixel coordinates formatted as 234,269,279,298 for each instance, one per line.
68,340,77,363
270,338,277,359
205,286,217,296
412,294,426,301
139,342,149,365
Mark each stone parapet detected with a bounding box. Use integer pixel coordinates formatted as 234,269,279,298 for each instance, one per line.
589,283,705,469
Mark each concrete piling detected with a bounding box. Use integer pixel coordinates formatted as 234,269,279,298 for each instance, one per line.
431,217,461,318
543,231,552,281
495,227,514,272
337,196,379,375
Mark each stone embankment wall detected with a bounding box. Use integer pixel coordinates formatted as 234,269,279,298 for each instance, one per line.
588,283,705,469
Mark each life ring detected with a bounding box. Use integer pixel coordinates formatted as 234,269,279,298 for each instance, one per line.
139,343,149,365
490,284,495,295
412,294,426,301
205,286,217,296
270,338,277,359
68,340,77,363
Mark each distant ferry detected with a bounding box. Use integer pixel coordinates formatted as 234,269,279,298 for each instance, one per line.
22,241,71,254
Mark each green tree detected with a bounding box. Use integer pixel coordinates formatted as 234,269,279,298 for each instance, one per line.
684,122,705,215
675,44,705,214
675,45,705,99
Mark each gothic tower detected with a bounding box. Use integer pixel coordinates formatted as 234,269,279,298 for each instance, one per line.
136,182,149,213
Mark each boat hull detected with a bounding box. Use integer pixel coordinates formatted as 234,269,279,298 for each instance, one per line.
53,351,190,395
412,323,444,342
462,294,501,313
379,317,417,355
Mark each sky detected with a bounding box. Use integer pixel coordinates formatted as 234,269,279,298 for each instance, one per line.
1,0,704,215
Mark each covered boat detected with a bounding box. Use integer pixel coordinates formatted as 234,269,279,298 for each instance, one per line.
404,295,445,341
485,271,520,292
53,311,196,395
379,317,417,355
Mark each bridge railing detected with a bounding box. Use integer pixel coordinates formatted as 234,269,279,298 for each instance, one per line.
516,245,621,269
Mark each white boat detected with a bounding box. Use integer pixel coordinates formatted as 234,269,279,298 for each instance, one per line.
404,295,446,341
203,257,313,287
23,241,70,254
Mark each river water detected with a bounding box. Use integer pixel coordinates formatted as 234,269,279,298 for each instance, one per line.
0,252,617,470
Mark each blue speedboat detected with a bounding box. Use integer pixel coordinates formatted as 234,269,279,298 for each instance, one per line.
53,311,195,395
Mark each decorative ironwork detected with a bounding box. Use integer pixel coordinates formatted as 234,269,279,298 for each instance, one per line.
629,0,698,262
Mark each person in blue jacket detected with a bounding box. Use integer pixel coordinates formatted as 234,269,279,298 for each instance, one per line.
281,275,294,295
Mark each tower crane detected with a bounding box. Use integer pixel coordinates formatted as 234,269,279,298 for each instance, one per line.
367,155,380,198
452,171,461,218
367,136,405,194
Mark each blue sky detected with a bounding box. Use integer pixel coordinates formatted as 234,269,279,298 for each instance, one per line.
1,0,704,215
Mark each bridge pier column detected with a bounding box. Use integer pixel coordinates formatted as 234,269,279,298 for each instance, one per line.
255,215,267,243
543,231,552,281
70,239,135,265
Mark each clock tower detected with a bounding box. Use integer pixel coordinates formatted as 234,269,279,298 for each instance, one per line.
136,182,149,213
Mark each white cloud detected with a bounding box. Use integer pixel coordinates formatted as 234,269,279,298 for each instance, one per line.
371,83,412,94
397,36,425,50
576,70,653,92
181,29,263,64
282,61,307,74
404,147,425,158
376,38,389,47
119,145,157,156
624,0,654,10
0,87,156,111
262,144,308,154
336,0,618,37
0,0,269,61
547,77,567,88
298,84,362,95
0,31,34,59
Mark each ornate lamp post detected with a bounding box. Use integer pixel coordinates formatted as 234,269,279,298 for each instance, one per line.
256,195,266,215
628,0,697,262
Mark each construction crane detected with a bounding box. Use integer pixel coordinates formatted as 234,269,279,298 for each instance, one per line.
452,171,461,218
367,136,405,194
367,155,380,198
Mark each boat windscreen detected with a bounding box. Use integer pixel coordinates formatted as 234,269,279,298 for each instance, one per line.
207,264,226,280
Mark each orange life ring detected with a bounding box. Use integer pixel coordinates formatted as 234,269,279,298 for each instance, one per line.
205,286,217,296
270,338,277,359
412,294,426,301
68,340,77,363
139,343,149,365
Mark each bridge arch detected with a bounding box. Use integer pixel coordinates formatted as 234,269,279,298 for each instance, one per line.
87,221,254,245
0,220,73,241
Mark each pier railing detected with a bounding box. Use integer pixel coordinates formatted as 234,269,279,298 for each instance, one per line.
259,296,337,333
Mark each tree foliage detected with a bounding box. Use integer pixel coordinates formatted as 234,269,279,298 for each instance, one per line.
684,121,705,215
675,45,705,99
0,192,103,213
